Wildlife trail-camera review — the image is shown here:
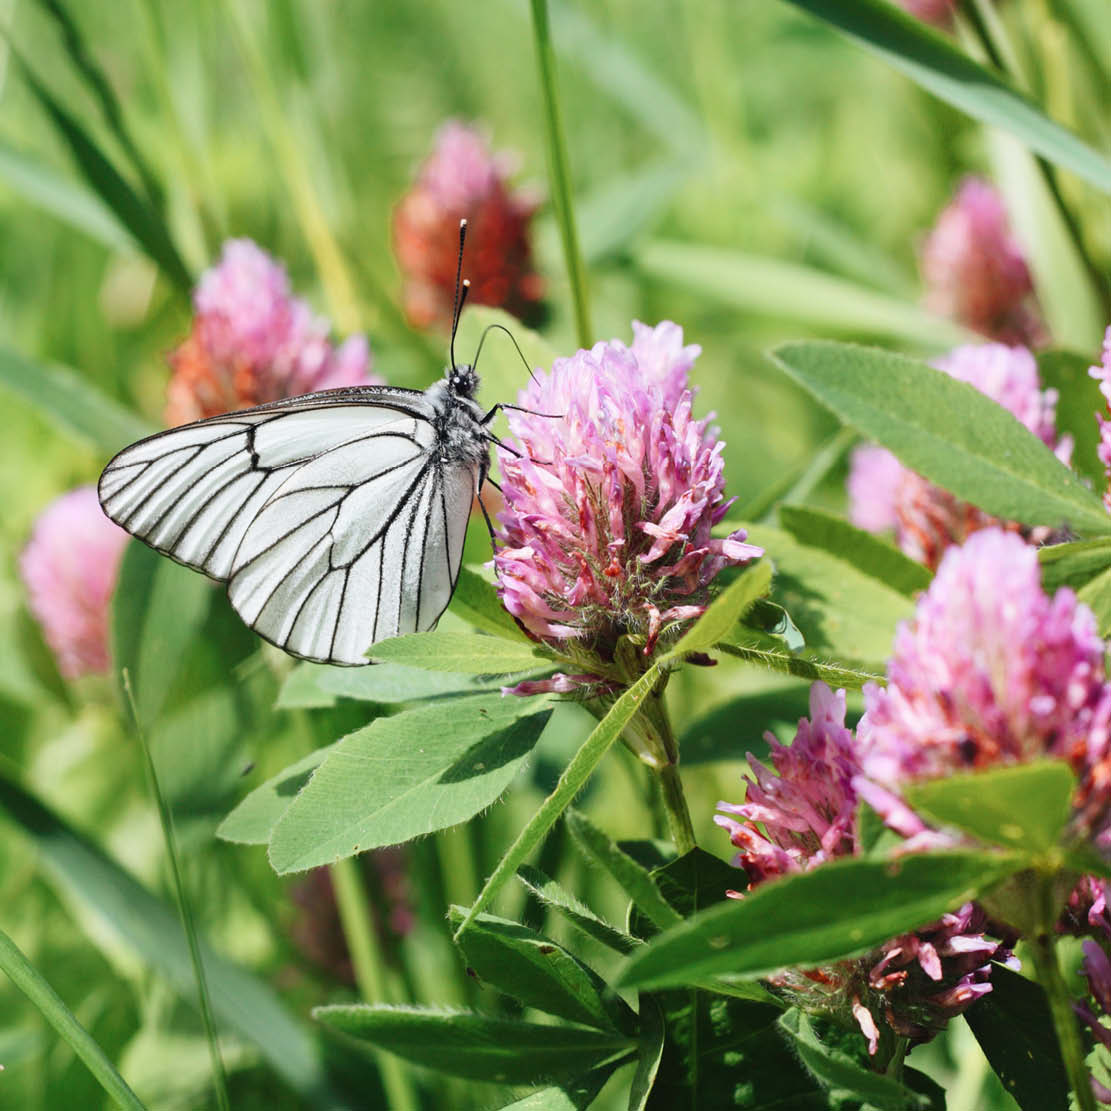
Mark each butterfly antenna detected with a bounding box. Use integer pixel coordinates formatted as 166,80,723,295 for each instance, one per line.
449,219,469,370
472,322,544,389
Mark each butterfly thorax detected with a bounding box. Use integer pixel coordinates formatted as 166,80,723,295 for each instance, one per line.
424,365,488,468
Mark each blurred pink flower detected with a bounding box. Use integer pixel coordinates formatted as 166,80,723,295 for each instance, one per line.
493,321,761,673
393,121,544,331
921,177,1045,346
858,529,1111,844
847,343,1068,569
1089,326,1111,512
165,239,378,425
716,683,1003,1052
20,487,129,679
897,0,956,26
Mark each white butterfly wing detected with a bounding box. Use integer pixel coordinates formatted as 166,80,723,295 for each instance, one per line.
99,389,480,666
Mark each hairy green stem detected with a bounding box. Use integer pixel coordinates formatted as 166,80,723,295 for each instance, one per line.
529,0,592,348
0,925,146,1110
122,671,229,1111
329,857,419,1111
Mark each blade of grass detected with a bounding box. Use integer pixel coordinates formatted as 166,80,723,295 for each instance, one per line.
122,670,229,1111
530,0,592,348
0,925,146,1110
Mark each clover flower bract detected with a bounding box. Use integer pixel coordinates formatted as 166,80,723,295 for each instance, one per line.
393,120,544,331
847,342,1068,569
165,239,377,425
493,321,760,681
20,487,130,679
716,684,1003,1054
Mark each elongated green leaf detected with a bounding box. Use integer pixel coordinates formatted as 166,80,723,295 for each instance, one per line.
0,926,145,1110
778,505,931,597
268,695,551,873
111,542,213,728
637,241,969,349
565,810,679,932
314,1004,631,1084
718,639,884,690
516,866,640,955
286,659,509,705
782,0,1111,192
1037,349,1105,489
905,761,1075,853
494,1066,621,1110
616,851,1022,990
0,346,155,454
772,341,1111,535
965,965,1069,1111
627,996,664,1111
449,565,534,641
455,662,667,939
13,53,191,294
1079,566,1111,637
0,137,131,248
0,773,339,1104
667,560,771,659
448,910,628,1031
1039,538,1111,593
369,631,550,674
217,743,337,846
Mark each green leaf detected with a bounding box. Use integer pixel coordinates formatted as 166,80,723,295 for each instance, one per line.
268,695,551,873
965,964,1069,1111
778,1010,931,1110
1079,566,1111,637
216,743,337,846
636,240,969,349
13,52,191,294
666,560,771,659
650,848,746,920
493,1065,621,1110
450,565,534,641
616,851,1022,990
0,772,338,1104
1039,538,1111,593
369,630,550,674
286,659,509,705
111,542,214,728
717,639,884,690
565,809,681,932
0,137,132,249
0,346,156,455
627,995,664,1111
448,909,630,1032
782,0,1111,193
0,926,145,1111
1037,349,1105,489
744,525,913,667
314,1004,631,1084
905,761,1075,853
455,662,668,939
771,341,1111,535
778,505,931,597
516,866,640,955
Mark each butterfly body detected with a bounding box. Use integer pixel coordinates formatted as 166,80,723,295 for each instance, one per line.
98,364,491,667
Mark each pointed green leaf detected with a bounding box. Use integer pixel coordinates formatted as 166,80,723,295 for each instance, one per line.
666,560,771,659
905,761,1075,853
1037,349,1104,487
493,1065,621,1110
1039,538,1111,594
516,866,640,955
1079,566,1111,637
718,637,884,690
783,0,1111,192
449,565,534,641
268,695,551,872
286,659,509,705
369,631,550,674
627,995,664,1111
772,341,1111,535
616,851,1023,990
314,1004,631,1084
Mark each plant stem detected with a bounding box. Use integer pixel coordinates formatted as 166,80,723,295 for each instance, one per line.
329,857,419,1111
122,671,229,1111
0,925,147,1110
529,0,592,349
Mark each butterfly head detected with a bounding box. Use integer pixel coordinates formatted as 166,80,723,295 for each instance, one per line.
447,362,480,399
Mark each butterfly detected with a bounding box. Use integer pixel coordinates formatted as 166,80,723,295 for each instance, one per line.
99,220,531,667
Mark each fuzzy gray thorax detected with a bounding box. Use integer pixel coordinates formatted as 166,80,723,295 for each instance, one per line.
424,367,488,467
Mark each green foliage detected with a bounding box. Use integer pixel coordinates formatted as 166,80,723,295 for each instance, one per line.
368,630,551,673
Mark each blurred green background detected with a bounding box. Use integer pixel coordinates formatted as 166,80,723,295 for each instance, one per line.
1,1,1108,1107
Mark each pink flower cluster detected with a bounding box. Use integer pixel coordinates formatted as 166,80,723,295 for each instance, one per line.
393,121,544,331
847,343,1067,569
494,322,761,664
19,487,129,679
858,529,1111,844
166,239,376,425
716,685,1003,1053
1090,327,1111,513
921,177,1044,346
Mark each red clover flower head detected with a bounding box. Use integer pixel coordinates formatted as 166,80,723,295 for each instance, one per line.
166,239,377,425
859,529,1111,844
716,683,1004,1054
847,342,1068,569
20,487,129,679
493,321,761,674
393,120,544,331
921,176,1045,346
